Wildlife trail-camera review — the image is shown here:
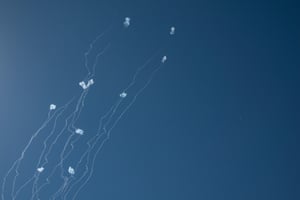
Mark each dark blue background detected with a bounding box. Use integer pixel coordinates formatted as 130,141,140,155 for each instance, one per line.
0,0,299,199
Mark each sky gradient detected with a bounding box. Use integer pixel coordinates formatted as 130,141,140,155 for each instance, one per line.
0,0,299,199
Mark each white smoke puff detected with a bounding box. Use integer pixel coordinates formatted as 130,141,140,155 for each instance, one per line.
162,56,167,63
79,81,85,87
37,167,44,173
88,79,94,86
75,128,84,135
68,166,75,175
79,81,87,90
86,79,94,87
170,26,175,35
120,92,127,98
49,104,56,110
123,17,131,28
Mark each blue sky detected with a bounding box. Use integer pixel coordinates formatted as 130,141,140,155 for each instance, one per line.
0,0,299,199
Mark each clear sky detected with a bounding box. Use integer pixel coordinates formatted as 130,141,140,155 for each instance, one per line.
0,0,299,199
